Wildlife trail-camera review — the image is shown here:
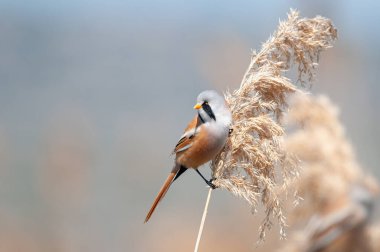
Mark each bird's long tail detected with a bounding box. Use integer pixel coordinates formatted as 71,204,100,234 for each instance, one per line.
144,172,175,223
144,165,186,223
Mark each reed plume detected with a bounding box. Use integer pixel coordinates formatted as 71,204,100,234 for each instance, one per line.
281,93,379,252
210,9,337,240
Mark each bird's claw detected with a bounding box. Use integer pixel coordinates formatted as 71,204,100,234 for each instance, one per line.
228,128,233,136
207,178,217,189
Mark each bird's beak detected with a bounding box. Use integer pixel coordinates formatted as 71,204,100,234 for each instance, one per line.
193,103,202,110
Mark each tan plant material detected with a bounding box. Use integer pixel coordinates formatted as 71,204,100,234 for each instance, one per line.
211,9,337,240
194,188,213,252
281,94,379,252
367,223,380,252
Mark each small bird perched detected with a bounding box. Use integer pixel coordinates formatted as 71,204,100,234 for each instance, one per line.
144,90,232,223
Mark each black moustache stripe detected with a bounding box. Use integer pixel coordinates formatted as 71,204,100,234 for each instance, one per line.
202,103,216,121
198,112,205,124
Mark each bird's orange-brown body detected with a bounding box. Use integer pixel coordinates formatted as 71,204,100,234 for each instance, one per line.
175,116,222,168
144,90,232,223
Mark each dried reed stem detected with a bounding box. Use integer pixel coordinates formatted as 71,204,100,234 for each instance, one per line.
194,188,213,252
211,9,337,240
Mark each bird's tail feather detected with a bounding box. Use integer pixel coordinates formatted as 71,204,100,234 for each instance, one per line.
144,165,183,223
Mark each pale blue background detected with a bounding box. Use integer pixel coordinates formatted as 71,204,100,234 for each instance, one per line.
0,1,379,251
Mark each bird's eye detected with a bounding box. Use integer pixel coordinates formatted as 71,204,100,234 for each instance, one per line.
203,101,208,105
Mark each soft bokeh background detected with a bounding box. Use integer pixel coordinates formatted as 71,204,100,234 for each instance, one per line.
0,0,379,251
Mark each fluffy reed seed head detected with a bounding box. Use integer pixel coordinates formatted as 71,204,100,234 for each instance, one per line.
210,9,337,240
285,94,379,217
281,93,379,252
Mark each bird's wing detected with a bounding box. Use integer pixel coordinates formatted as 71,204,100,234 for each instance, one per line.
173,115,201,154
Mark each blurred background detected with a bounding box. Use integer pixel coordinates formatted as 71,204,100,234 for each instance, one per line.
0,0,379,251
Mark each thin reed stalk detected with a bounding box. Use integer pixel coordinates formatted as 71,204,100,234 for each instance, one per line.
194,188,213,252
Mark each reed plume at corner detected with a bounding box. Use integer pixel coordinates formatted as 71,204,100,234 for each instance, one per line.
280,94,379,252
210,10,337,239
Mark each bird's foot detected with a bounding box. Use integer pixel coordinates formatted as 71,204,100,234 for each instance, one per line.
228,128,233,136
195,169,217,189
207,178,217,189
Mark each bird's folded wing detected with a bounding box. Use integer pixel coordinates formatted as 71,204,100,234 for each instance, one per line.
173,115,201,154
173,129,197,153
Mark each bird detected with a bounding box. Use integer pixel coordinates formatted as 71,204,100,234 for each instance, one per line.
144,90,232,223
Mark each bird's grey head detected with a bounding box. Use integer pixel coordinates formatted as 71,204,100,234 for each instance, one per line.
194,90,231,125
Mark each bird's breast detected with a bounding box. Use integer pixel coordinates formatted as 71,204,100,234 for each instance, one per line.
176,123,229,168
